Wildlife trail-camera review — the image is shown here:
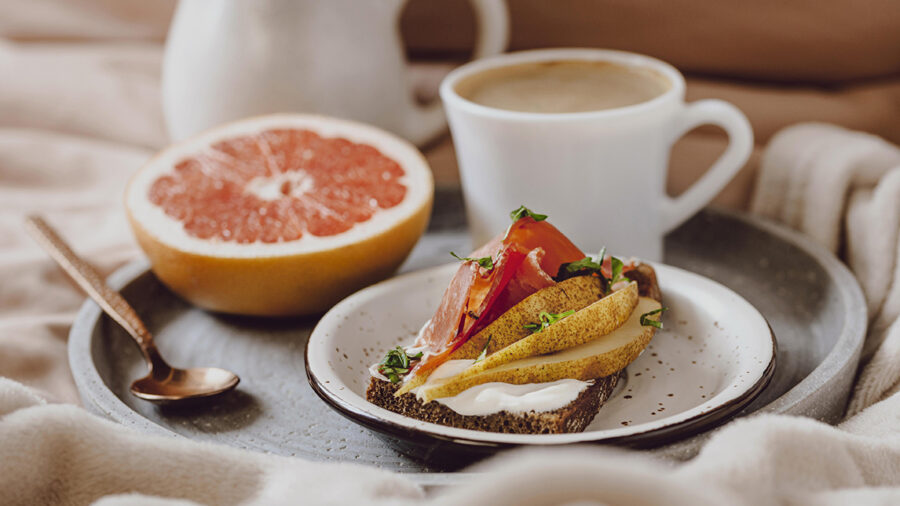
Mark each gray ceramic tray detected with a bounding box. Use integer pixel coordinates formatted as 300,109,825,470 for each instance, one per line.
69,208,866,481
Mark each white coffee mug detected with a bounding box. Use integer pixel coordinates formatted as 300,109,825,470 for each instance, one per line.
440,49,753,261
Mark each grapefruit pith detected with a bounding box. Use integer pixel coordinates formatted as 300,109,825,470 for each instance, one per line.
126,114,433,316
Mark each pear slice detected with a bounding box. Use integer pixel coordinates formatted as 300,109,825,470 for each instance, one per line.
395,275,616,396
417,296,661,402
451,275,610,359
437,282,639,384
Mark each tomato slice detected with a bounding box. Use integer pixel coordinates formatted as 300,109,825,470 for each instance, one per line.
503,218,584,275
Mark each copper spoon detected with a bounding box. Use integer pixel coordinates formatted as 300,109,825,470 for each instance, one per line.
25,215,240,403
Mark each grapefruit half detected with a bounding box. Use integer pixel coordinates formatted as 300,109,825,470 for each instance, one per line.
126,114,433,316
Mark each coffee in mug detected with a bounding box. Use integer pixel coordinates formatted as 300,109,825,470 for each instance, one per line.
455,60,671,113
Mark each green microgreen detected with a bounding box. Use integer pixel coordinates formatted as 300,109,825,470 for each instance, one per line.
524,310,575,334
640,307,669,329
509,205,548,223
474,335,492,364
377,346,423,384
450,251,494,271
554,247,628,294
563,246,606,274
609,256,625,287
554,248,613,293
505,205,548,238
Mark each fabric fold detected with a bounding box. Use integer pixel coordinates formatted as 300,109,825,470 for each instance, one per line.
751,123,900,416
0,380,424,506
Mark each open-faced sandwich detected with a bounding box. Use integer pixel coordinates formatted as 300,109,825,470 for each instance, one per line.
366,206,665,434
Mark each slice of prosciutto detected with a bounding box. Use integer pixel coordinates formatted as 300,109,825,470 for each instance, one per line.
405,217,584,382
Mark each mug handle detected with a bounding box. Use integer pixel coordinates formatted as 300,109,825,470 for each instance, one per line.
404,0,509,146
661,99,754,232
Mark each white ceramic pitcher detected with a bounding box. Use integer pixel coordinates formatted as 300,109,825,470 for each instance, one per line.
162,0,509,145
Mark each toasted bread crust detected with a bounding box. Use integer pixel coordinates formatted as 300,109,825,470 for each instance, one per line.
366,373,619,434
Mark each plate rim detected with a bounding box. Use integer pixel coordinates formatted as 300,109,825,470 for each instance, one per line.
305,262,777,448
67,209,866,472
726,211,866,418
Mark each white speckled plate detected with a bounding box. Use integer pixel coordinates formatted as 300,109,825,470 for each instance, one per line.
306,262,776,448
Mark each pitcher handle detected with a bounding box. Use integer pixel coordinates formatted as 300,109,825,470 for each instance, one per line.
404,0,509,146
469,0,510,58
661,99,754,232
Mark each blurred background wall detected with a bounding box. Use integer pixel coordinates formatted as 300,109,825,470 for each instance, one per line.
3,0,898,209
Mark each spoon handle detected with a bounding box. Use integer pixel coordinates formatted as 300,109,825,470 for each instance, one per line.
24,215,155,349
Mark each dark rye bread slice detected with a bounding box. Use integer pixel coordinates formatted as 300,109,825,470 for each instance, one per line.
366,373,619,434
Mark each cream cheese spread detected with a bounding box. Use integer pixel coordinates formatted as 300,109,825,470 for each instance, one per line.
414,359,592,416
435,378,592,416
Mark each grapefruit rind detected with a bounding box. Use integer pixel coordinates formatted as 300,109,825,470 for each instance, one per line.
125,114,433,316
127,199,430,315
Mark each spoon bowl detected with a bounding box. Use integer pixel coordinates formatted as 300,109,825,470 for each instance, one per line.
131,367,240,402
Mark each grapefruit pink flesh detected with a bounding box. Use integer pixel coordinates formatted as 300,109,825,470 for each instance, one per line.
148,129,408,243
